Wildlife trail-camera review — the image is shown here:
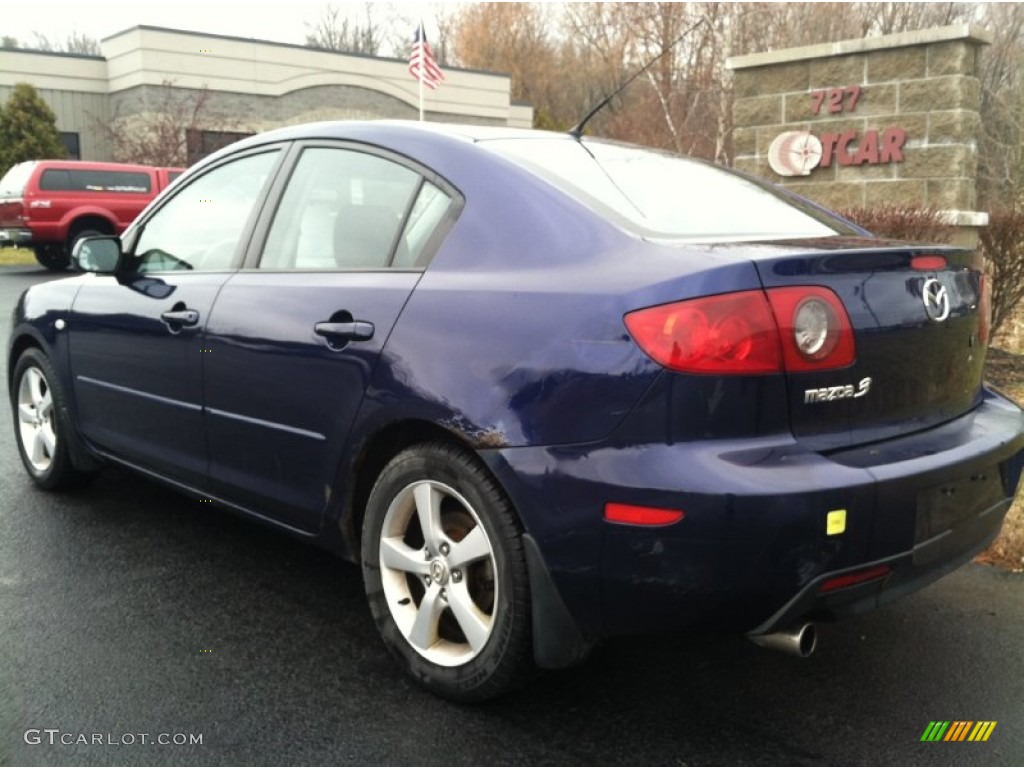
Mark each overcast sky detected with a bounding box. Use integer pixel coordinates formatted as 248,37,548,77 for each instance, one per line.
5,1,448,54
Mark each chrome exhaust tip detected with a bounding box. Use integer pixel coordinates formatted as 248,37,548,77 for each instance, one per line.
749,622,817,658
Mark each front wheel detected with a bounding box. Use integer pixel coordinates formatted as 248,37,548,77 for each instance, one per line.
11,349,92,490
361,442,533,701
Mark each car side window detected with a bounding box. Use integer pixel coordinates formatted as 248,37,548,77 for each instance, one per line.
131,151,278,273
259,147,422,270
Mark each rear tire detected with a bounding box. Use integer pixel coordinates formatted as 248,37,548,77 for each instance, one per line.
34,245,69,271
361,442,533,702
11,349,93,490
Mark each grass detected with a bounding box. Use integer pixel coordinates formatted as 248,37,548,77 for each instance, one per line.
0,247,36,266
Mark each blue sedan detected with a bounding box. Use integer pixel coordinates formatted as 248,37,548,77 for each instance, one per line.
8,121,1024,701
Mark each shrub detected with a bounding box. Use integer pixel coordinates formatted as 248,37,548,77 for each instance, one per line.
835,203,956,244
978,208,1024,341
0,83,66,176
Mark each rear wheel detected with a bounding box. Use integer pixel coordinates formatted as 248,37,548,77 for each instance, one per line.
11,349,92,490
33,245,69,271
361,442,533,701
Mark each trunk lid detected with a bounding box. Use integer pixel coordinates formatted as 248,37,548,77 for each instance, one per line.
748,238,986,450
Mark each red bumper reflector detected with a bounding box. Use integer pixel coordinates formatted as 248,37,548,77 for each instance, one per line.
604,503,684,526
818,564,892,593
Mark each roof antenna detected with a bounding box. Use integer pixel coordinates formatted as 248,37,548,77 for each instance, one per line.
568,16,709,140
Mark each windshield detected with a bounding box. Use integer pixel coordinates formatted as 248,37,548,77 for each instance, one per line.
0,162,37,198
483,138,855,242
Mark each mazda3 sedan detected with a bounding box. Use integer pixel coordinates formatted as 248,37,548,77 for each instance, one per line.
9,121,1024,701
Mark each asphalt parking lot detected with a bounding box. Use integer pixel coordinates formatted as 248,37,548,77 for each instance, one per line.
1,264,1022,766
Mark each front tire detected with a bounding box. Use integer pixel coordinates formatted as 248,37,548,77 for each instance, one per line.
11,349,92,490
361,442,533,701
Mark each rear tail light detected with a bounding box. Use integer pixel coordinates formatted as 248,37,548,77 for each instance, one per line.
765,287,855,372
625,287,855,375
623,290,781,374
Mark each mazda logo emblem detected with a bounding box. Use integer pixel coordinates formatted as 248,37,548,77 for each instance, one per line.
922,278,950,322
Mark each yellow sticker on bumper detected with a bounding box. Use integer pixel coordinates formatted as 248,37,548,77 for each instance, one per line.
826,509,847,535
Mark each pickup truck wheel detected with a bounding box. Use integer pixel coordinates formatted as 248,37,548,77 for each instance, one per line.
34,245,69,271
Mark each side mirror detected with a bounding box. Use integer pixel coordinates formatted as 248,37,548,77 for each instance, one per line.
73,236,122,274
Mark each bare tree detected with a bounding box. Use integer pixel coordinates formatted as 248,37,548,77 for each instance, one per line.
976,4,1024,207
30,31,101,55
386,3,457,64
431,6,457,66
92,81,233,167
305,3,382,55
453,4,561,116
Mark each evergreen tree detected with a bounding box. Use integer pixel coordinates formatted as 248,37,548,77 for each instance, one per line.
0,83,66,176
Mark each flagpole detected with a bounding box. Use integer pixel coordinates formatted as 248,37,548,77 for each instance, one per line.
418,21,425,122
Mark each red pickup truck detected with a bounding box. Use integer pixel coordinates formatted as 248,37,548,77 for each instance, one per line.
0,160,183,270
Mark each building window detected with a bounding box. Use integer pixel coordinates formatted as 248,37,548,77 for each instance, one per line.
60,132,81,160
186,129,255,165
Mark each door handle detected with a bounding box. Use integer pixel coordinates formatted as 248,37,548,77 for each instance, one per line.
160,309,199,326
315,321,375,342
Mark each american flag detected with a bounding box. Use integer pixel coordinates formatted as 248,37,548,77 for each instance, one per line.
408,24,445,90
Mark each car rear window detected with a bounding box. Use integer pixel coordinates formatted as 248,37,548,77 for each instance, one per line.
39,168,152,194
0,162,37,198
483,137,856,242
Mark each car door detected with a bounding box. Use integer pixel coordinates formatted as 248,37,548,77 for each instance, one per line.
67,147,284,485
202,142,459,533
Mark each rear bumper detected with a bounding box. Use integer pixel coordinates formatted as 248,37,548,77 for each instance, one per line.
483,389,1024,641
0,227,33,246
748,495,1009,635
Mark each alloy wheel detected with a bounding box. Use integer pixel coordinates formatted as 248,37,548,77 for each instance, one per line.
17,366,57,473
378,479,498,666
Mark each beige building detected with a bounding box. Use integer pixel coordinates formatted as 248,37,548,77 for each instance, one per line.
0,25,533,164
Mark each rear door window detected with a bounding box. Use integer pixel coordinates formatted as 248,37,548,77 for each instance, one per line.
260,147,427,270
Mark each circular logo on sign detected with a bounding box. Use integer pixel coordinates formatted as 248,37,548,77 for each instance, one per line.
768,131,823,177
